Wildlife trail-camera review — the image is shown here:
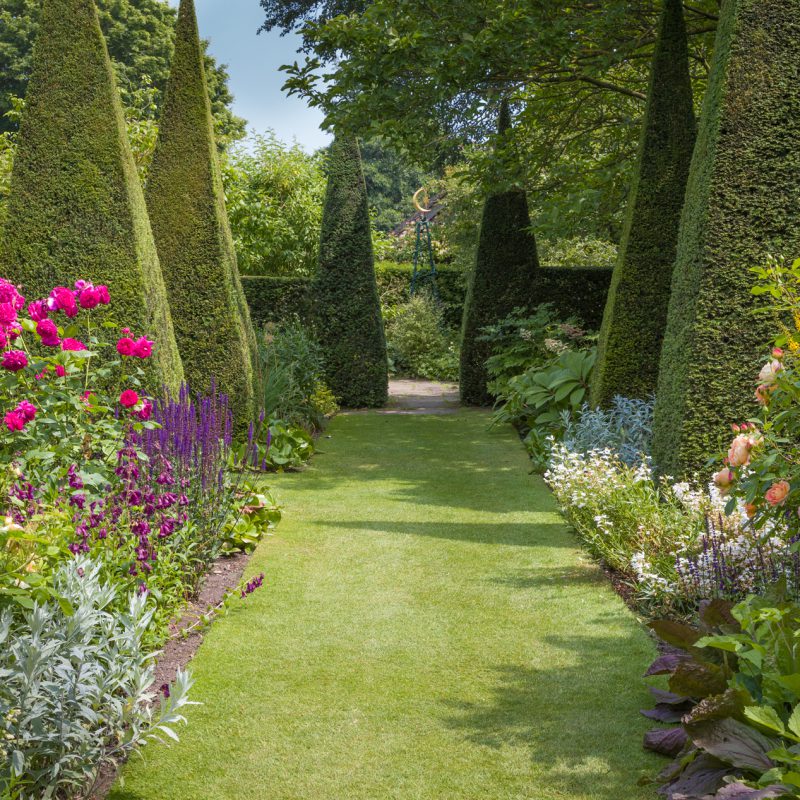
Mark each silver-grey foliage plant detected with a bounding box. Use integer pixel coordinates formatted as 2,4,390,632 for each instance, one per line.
0,559,194,799
560,396,654,467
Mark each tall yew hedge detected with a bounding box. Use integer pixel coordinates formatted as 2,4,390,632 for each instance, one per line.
653,0,800,477
460,104,539,406
145,0,257,423
591,0,696,407
315,135,388,408
1,0,184,392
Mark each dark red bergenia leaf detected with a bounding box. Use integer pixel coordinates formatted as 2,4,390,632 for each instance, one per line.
647,651,692,677
659,753,730,799
645,726,689,757
688,719,778,772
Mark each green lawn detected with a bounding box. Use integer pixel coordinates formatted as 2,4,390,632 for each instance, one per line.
110,410,659,800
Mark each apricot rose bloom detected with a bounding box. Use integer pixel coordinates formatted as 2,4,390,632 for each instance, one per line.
765,480,791,507
759,359,783,385
728,433,760,468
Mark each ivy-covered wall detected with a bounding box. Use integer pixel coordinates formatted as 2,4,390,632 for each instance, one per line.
1,0,184,392
652,0,800,477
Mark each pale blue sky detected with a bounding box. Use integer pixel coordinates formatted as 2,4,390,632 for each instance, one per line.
168,0,331,152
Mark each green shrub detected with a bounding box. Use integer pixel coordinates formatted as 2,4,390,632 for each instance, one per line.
460,104,540,406
592,0,696,407
1,0,184,393
385,293,459,382
481,305,592,399
315,135,388,408
652,0,800,478
257,322,337,432
493,348,596,469
145,0,256,424
222,132,326,276
375,261,467,327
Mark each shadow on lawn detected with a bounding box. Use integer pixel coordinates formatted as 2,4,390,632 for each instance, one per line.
441,635,657,798
321,518,576,548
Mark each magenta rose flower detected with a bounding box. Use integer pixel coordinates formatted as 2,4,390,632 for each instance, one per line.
2,350,27,372
133,337,154,359
116,337,135,357
54,364,66,378
36,319,61,347
16,401,36,423
0,303,17,327
4,410,25,432
61,338,87,352
27,300,49,322
137,400,153,421
96,285,110,305
0,281,24,311
120,389,140,408
48,287,78,318
78,285,101,309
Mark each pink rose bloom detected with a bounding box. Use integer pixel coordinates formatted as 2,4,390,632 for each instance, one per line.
766,480,791,507
96,285,110,305
0,281,24,311
78,285,101,309
759,359,783,386
54,364,66,378
1,350,27,372
120,389,140,408
27,300,48,322
16,401,36,423
137,400,153,421
48,287,78,318
773,347,785,360
0,303,17,327
713,468,735,495
7,325,20,342
4,410,25,432
36,319,60,348
61,338,87,352
133,336,153,359
116,337,135,356
727,433,757,468
0,331,8,350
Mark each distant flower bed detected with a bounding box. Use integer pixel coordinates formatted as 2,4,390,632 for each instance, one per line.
0,277,279,798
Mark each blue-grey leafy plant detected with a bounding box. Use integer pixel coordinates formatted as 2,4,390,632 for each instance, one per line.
0,559,194,799
561,396,655,466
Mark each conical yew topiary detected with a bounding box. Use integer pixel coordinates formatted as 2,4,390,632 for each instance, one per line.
145,0,257,424
591,0,696,407
1,0,184,392
315,134,388,408
653,0,800,477
459,103,539,406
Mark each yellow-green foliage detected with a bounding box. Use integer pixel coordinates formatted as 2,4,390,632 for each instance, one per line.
653,0,800,477
460,105,539,406
592,0,696,407
145,0,257,422
1,0,183,392
315,135,388,408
